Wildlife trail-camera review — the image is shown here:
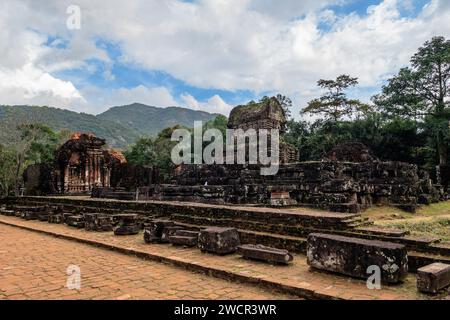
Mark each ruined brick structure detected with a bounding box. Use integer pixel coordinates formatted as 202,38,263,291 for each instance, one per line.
55,133,122,193
149,109,442,212
23,133,158,196
228,97,299,164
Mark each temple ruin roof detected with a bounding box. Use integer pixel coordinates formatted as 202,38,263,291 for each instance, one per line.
227,97,286,129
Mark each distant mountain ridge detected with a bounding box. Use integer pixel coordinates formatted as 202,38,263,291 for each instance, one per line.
0,103,219,149
98,103,218,137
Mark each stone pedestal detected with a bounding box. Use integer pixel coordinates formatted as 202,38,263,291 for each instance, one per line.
417,263,450,294
237,244,293,265
113,214,140,235
307,233,408,283
198,227,240,255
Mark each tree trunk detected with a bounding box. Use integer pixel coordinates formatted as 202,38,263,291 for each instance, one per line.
14,154,23,196
437,130,448,165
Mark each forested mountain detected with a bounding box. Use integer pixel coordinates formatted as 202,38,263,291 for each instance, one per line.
0,104,218,149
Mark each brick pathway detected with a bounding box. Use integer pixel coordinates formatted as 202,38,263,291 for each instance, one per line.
0,215,437,300
0,223,296,300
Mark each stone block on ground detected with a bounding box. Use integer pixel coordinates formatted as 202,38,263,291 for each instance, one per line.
48,214,63,224
22,211,38,220
113,214,140,236
84,213,113,232
0,209,15,216
307,233,408,284
169,235,198,247
143,220,174,243
417,262,450,294
198,227,240,255
161,225,184,243
175,230,201,237
62,213,74,224
237,244,294,265
66,215,85,228
37,213,49,221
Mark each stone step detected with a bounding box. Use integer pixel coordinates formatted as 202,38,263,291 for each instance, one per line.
357,227,409,238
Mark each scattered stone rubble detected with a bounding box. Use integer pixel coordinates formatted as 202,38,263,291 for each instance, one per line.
2,202,450,297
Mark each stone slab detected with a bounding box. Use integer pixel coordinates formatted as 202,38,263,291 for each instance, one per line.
417,262,450,294
237,244,294,265
307,233,408,284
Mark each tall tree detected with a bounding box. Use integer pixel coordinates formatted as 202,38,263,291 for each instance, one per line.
10,124,61,195
373,36,450,165
302,75,367,122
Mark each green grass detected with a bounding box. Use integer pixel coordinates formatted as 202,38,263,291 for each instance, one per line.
363,201,450,241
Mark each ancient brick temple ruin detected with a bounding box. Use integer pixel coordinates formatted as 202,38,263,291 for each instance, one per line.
147,100,444,213
23,133,159,196
23,98,446,213
56,133,122,193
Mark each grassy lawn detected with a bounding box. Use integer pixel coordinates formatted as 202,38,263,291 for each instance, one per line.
362,201,450,241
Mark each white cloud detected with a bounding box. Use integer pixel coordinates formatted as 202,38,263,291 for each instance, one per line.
181,93,232,115
1,0,450,118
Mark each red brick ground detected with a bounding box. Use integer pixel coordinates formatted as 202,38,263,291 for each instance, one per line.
0,223,297,300
0,215,440,300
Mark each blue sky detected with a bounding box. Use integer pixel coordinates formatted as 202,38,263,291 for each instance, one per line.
0,0,448,117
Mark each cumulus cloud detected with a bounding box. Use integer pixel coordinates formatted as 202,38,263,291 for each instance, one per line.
1,0,450,117
180,93,232,115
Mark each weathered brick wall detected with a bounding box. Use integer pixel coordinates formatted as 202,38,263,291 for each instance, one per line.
164,161,440,213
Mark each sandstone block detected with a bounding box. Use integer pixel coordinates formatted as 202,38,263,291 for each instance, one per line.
307,233,408,283
169,235,198,247
48,214,63,224
237,244,293,265
113,214,140,235
198,227,240,255
66,215,85,228
417,263,450,294
84,213,113,232
143,220,174,243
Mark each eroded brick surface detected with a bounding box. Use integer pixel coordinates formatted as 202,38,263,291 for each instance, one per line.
0,223,295,300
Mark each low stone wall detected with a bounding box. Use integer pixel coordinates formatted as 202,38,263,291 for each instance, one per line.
160,161,441,213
